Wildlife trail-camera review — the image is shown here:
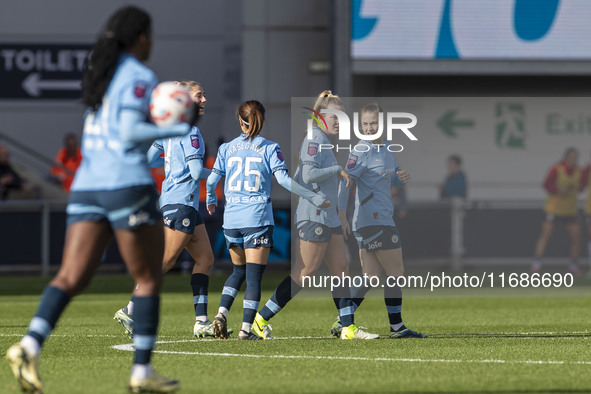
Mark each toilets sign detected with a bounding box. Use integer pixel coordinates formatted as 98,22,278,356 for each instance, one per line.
0,43,90,99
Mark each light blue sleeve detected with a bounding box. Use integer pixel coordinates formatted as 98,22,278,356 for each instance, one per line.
184,127,205,161
206,171,222,206
301,164,342,184
119,73,156,114
211,144,226,177
147,141,164,168
187,159,211,180
119,109,191,144
269,143,288,173
344,151,366,179
274,169,327,207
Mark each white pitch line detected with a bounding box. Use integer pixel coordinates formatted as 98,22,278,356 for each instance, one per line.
111,341,591,366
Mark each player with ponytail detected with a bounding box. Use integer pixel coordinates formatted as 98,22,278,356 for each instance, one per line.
206,100,329,340
7,6,190,393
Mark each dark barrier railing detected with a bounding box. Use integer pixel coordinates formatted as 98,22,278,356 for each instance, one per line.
0,199,588,275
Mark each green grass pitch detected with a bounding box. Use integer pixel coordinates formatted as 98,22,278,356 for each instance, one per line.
1,273,591,393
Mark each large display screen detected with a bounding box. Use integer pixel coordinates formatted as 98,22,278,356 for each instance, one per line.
352,0,591,60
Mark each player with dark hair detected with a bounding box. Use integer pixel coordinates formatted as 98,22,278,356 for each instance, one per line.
206,100,329,340
6,6,191,393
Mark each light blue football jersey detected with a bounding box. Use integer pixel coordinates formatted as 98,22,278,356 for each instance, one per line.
294,126,341,227
345,140,401,230
212,133,287,229
71,53,158,191
154,126,205,210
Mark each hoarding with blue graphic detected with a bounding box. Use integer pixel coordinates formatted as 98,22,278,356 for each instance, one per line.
352,0,591,60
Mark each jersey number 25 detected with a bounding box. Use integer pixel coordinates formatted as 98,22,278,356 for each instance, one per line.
227,156,262,192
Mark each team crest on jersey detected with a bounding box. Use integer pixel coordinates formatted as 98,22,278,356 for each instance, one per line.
133,81,147,98
347,154,358,169
391,235,399,244
190,135,200,149
314,226,323,235
276,147,284,161
307,142,319,156
182,218,190,227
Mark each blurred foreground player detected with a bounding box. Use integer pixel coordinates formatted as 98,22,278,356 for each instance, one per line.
5,7,192,393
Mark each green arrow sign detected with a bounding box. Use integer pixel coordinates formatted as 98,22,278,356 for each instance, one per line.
437,110,475,137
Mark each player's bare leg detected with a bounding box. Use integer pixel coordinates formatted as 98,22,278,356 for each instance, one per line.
292,240,328,285
162,227,192,273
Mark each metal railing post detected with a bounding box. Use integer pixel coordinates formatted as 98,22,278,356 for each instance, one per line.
450,197,465,272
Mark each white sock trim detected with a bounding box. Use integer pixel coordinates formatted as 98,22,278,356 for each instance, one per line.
218,307,229,318
131,364,151,380
20,335,41,357
126,300,134,316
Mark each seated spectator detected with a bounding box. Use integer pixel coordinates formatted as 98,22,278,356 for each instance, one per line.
49,133,82,192
439,155,467,199
0,144,30,200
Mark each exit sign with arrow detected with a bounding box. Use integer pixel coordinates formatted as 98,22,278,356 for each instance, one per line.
437,110,475,137
0,43,91,99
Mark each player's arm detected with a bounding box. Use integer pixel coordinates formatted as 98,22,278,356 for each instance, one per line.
187,159,211,180
392,168,410,188
206,171,221,207
543,165,560,194
274,169,329,208
185,131,210,180
147,141,164,168
301,164,342,184
337,177,352,238
269,143,329,207
119,109,191,143
206,145,225,214
299,140,341,184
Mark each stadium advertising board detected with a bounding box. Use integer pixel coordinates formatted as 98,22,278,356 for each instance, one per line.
352,0,591,59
